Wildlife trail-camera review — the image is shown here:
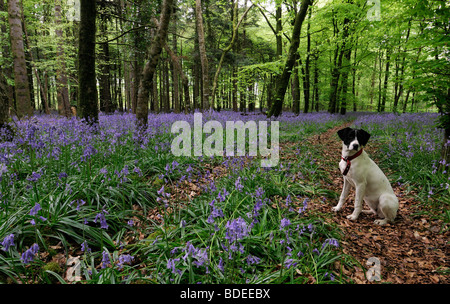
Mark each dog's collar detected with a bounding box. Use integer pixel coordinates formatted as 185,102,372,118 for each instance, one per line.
341,149,363,176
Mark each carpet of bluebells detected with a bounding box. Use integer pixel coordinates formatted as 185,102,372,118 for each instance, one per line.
0,110,446,284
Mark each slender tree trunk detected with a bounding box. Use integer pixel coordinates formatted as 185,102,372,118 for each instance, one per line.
78,0,98,123
328,16,349,114
380,48,391,112
136,0,173,128
339,40,352,115
8,0,32,118
210,2,253,108
99,17,112,113
292,56,300,114
276,2,282,58
352,47,358,112
195,0,210,110
369,54,377,109
0,0,9,128
172,8,180,113
232,65,238,111
55,0,71,118
303,8,311,113
164,43,190,114
268,0,312,117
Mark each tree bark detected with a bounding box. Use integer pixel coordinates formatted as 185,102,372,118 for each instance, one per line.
380,48,391,112
195,0,210,110
99,16,112,113
78,0,98,123
55,0,71,118
303,8,311,113
267,0,312,118
8,0,32,118
136,0,173,128
0,0,14,115
328,16,350,114
164,43,190,114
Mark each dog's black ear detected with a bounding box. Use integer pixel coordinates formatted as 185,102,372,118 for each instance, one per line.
337,127,352,141
357,129,371,147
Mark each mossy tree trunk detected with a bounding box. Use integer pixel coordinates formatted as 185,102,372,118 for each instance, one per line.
267,0,312,118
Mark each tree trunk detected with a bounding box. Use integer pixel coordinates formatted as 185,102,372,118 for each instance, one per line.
164,42,190,114
267,0,312,118
339,41,352,115
0,2,9,128
136,0,173,128
380,48,391,112
78,0,98,123
99,17,112,113
232,65,238,111
55,0,71,118
303,8,311,113
292,56,300,114
172,9,180,113
312,52,319,111
210,2,253,108
195,0,210,110
276,2,282,58
8,0,32,118
328,16,350,114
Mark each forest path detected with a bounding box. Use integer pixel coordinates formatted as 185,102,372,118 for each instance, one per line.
282,122,449,284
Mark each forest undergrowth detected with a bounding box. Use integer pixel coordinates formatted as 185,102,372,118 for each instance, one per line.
0,111,448,284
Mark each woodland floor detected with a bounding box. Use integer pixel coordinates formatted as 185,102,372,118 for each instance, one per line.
285,122,449,284
141,121,449,284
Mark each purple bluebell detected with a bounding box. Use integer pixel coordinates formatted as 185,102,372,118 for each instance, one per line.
117,254,134,270
1,234,15,251
101,250,111,268
94,211,108,229
21,243,39,264
280,218,291,230
29,203,41,216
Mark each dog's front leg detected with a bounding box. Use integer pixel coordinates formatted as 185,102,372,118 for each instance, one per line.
347,183,365,221
332,177,350,212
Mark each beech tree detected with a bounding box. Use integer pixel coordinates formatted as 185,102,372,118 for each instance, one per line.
8,0,32,118
136,0,174,128
195,0,210,110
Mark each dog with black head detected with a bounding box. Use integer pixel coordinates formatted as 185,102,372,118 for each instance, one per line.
332,127,398,225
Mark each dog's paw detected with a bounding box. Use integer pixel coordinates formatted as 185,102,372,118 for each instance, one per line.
331,206,341,212
374,219,388,226
347,214,359,221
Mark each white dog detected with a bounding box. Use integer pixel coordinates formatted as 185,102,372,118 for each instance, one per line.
332,127,399,225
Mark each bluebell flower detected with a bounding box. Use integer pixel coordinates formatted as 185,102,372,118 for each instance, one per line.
101,250,111,268
322,238,339,249
234,177,244,192
94,211,108,229
280,218,291,230
21,243,39,264
1,234,15,252
284,259,297,269
225,217,250,243
218,257,224,272
255,187,264,198
117,254,134,270
27,171,41,183
29,203,41,216
246,254,261,266
81,240,91,253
